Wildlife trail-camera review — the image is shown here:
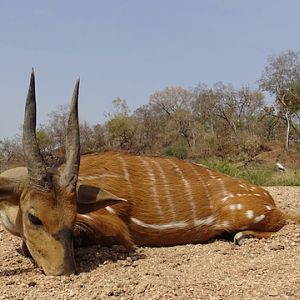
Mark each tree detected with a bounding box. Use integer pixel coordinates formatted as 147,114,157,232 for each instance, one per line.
215,84,263,133
80,122,97,153
36,129,52,154
259,50,300,149
193,84,218,133
44,104,69,150
91,124,106,151
132,104,165,153
0,137,23,162
149,87,196,147
106,97,130,118
106,116,137,150
105,98,138,151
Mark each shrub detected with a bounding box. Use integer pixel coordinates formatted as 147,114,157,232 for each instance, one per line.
161,141,188,159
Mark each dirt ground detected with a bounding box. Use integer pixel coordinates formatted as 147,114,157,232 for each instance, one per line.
0,186,299,300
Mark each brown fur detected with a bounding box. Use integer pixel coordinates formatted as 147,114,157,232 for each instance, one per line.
0,174,78,275
74,151,296,248
0,151,298,275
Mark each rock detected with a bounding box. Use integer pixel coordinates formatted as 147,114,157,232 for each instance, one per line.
270,244,285,251
28,281,37,287
269,290,279,296
136,283,148,294
67,289,75,297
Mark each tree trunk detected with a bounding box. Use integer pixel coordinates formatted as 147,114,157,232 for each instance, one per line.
285,110,290,150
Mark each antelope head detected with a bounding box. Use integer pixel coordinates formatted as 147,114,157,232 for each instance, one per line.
0,70,80,275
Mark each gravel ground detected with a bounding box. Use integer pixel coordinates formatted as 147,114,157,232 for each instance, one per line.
0,186,299,300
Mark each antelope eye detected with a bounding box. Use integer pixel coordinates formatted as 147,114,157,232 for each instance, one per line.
28,213,43,226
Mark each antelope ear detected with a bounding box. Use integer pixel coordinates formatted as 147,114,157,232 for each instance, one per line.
0,177,20,203
76,184,127,214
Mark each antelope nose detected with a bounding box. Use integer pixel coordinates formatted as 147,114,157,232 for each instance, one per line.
54,227,76,275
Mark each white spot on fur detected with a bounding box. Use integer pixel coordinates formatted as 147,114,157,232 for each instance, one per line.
266,205,272,211
219,221,230,229
194,215,215,226
254,214,265,223
130,217,188,230
239,184,245,188
254,193,261,196
105,207,116,214
222,193,234,202
246,210,254,219
228,203,243,211
229,204,236,210
236,204,243,210
206,169,216,179
239,226,248,230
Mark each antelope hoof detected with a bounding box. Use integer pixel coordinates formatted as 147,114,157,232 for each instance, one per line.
234,232,251,246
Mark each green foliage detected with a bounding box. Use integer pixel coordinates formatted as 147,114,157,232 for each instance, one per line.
270,170,300,186
288,77,300,113
201,159,242,177
106,115,137,150
108,98,130,117
107,116,136,137
36,129,51,151
238,168,274,186
161,140,188,159
197,158,300,186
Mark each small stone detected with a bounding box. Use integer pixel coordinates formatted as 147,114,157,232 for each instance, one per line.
28,281,37,287
67,289,75,297
136,283,148,294
132,261,139,268
269,290,279,296
270,244,285,251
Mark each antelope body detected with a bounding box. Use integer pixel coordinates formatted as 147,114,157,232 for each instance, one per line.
0,71,298,276
75,151,287,248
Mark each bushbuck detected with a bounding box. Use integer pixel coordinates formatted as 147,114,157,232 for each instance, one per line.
0,71,299,276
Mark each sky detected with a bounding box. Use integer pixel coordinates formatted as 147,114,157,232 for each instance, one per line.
1,0,300,139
